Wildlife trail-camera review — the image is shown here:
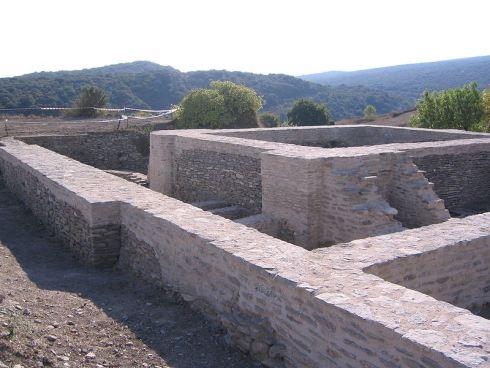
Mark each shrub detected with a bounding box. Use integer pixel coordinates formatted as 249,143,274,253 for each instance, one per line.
175,88,229,129
210,81,263,126
71,86,108,118
176,81,263,129
287,99,332,126
258,113,281,127
482,88,490,132
363,104,377,119
410,83,484,131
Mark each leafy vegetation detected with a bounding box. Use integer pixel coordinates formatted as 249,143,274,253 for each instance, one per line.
176,81,262,129
258,113,281,127
0,61,404,120
209,81,263,126
483,89,490,131
363,105,376,119
287,99,332,126
70,85,108,117
302,55,490,107
176,88,228,129
410,83,485,131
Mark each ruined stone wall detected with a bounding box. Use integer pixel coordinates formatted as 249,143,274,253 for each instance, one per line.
149,133,267,212
365,234,490,312
19,131,150,173
381,155,450,228
215,125,484,147
0,140,121,266
414,151,490,213
2,139,487,367
118,202,477,368
150,130,490,250
174,149,262,212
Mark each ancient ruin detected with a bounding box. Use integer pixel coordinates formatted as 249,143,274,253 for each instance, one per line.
0,125,489,368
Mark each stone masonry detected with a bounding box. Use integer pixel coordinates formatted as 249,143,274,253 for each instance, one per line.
149,125,490,248
1,125,489,368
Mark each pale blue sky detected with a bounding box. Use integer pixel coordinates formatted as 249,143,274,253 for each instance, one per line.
1,0,489,77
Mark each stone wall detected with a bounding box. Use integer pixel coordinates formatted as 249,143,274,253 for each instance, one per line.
0,140,121,266
2,137,489,368
365,236,490,312
213,125,486,147
174,149,262,212
149,133,268,212
19,131,150,173
150,129,490,249
414,151,490,213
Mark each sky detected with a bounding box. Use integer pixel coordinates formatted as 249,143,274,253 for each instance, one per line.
1,0,490,78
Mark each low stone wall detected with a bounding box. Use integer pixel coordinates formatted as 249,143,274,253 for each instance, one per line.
213,125,485,147
149,133,269,213
0,140,121,266
150,128,490,248
365,236,490,312
1,138,489,368
414,151,490,213
175,149,262,212
19,130,150,173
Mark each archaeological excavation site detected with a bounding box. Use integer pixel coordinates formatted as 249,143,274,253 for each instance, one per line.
0,124,489,368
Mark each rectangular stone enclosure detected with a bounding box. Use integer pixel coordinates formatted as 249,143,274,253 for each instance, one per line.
149,125,490,248
1,124,489,368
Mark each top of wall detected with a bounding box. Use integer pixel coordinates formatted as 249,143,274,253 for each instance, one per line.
151,126,490,161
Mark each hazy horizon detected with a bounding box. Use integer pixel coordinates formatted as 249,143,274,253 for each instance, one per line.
2,0,490,78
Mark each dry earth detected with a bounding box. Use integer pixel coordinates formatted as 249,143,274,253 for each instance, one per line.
0,118,173,138
0,181,262,368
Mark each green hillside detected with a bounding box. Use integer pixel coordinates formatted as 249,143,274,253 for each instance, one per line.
0,61,404,120
301,55,490,104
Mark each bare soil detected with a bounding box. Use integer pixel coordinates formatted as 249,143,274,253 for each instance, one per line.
0,117,174,138
0,182,261,368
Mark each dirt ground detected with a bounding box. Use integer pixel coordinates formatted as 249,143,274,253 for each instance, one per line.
0,181,262,368
0,117,173,138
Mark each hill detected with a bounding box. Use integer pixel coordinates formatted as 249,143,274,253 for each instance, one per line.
301,55,490,104
0,62,404,120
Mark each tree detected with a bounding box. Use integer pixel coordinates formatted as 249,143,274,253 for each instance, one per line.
483,88,490,132
363,105,377,119
176,81,262,129
287,99,332,126
210,81,263,126
175,88,229,129
410,83,484,131
72,86,108,117
258,113,281,128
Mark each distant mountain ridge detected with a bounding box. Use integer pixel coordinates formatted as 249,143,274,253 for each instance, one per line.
301,55,490,104
0,61,404,120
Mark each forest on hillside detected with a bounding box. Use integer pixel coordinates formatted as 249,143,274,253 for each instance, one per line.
0,61,405,120
301,55,490,105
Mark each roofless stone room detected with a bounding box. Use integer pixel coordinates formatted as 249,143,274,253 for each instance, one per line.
1,124,489,368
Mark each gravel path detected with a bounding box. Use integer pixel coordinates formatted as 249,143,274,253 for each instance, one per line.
0,182,261,368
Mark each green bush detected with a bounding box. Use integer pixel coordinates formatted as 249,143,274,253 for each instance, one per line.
175,89,229,129
410,83,484,131
483,88,490,132
287,99,332,126
363,104,377,119
176,81,263,129
71,86,108,118
210,81,263,125
258,113,281,127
